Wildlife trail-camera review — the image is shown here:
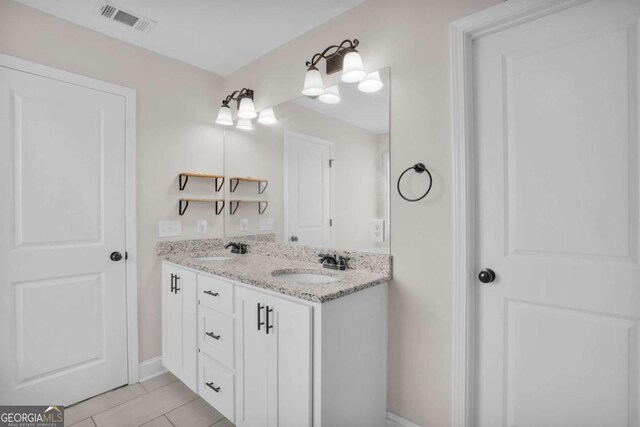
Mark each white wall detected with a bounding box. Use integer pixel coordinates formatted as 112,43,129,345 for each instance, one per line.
0,0,225,362
224,101,385,251
222,0,499,425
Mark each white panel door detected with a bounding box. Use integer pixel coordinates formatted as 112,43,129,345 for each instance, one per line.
284,131,332,247
0,66,128,405
473,1,640,426
235,287,269,427
267,295,312,427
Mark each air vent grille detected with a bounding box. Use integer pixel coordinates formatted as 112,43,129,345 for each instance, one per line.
99,2,156,34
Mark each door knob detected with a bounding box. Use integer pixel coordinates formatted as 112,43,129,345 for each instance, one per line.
110,251,123,261
478,268,496,283
290,236,299,242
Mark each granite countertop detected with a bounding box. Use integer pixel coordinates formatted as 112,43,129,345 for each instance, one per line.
160,250,391,303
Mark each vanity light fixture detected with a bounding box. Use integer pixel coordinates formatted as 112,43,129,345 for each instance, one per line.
258,107,277,125
236,118,253,130
319,85,341,104
358,71,384,93
215,88,257,126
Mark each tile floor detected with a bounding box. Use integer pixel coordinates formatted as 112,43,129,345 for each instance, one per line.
65,372,234,427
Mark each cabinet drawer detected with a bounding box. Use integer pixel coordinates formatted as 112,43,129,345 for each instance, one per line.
198,274,234,315
199,354,235,423
199,306,234,368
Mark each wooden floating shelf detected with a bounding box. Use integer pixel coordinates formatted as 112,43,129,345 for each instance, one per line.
179,198,225,216
229,199,268,215
179,172,224,192
229,176,268,194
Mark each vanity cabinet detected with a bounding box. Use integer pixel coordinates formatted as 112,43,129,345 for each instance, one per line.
235,286,312,427
161,261,388,427
161,263,197,391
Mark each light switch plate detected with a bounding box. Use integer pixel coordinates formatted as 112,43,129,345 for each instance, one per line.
197,219,207,234
240,218,249,231
159,221,182,237
371,219,384,242
259,218,274,231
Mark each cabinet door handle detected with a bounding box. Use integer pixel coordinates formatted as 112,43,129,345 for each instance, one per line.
174,275,180,293
257,303,265,331
266,306,274,334
170,274,176,293
206,382,220,393
206,332,221,340
203,290,219,297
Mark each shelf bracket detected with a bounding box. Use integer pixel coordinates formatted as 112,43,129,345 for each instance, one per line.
179,175,189,191
230,178,240,193
230,201,240,215
258,181,268,194
215,177,225,193
215,200,225,215
259,201,268,215
179,200,189,215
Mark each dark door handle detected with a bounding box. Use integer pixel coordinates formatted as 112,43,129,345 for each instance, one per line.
290,236,299,242
266,306,274,334
206,332,221,340
206,382,220,392
257,303,265,331
170,274,176,293
174,275,180,293
110,251,123,261
478,268,496,283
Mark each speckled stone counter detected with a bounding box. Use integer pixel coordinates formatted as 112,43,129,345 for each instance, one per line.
158,239,392,303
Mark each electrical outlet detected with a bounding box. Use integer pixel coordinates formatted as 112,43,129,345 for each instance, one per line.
197,219,207,234
240,218,249,231
159,221,182,237
371,219,384,242
259,218,274,231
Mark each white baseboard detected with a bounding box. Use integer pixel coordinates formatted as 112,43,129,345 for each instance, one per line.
387,411,421,427
138,356,167,382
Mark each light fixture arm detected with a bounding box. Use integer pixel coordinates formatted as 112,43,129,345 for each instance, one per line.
305,39,360,73
221,88,254,109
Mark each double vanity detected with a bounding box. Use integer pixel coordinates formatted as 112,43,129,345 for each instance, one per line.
159,238,391,427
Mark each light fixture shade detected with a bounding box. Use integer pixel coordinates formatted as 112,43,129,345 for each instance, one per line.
215,104,233,126
358,71,384,93
302,67,325,96
236,118,253,130
318,85,341,104
238,97,257,119
258,108,277,125
341,50,366,83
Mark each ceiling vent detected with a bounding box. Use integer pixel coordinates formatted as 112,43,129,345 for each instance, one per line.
99,2,156,33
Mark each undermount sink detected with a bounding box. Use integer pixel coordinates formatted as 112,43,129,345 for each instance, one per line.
194,256,231,261
272,272,340,284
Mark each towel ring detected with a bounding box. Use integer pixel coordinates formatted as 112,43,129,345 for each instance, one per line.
397,163,433,202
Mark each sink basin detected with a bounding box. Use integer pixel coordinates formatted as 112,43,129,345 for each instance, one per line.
194,256,231,261
273,272,340,284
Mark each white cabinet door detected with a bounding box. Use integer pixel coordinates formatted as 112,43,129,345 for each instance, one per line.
235,286,270,427
162,264,197,391
235,286,312,427
267,295,312,427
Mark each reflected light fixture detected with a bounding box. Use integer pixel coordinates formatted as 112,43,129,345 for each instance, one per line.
215,88,258,126
236,118,253,130
258,108,277,125
319,85,341,104
358,71,384,93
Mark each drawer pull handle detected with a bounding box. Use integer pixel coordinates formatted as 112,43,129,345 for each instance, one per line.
206,332,221,340
266,306,274,334
206,382,221,393
257,303,265,331
203,290,219,297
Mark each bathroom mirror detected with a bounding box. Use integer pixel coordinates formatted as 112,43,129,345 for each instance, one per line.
223,68,390,253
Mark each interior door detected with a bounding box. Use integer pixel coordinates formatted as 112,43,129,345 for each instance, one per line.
0,65,129,405
235,287,269,427
267,295,312,427
473,1,640,426
284,131,332,247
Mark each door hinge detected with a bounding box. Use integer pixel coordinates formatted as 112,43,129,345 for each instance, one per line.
329,159,334,168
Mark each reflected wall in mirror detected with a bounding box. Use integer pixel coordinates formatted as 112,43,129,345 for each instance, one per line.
224,68,390,254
